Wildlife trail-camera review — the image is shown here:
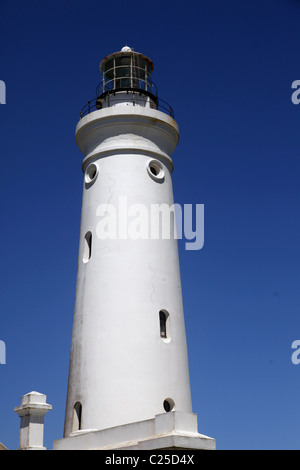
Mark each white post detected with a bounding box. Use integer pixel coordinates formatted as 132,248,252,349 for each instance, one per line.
14,391,52,450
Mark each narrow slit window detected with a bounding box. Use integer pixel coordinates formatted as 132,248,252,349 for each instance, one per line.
159,309,171,342
83,231,92,263
159,310,167,338
72,402,82,432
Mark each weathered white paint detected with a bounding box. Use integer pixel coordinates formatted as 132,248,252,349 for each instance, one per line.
59,48,215,450
63,101,193,435
54,411,215,450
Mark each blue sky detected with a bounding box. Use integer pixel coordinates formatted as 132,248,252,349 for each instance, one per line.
0,0,300,450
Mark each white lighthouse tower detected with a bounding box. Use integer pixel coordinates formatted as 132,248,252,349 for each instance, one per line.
54,47,215,450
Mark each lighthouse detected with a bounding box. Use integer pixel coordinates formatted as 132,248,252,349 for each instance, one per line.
53,47,215,450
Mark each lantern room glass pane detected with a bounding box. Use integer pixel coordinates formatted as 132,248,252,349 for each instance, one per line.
115,55,131,88
102,54,153,92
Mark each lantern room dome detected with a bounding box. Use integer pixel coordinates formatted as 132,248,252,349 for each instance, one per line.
121,45,133,52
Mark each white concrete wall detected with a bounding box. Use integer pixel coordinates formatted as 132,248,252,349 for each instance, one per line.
100,91,156,110
64,105,192,436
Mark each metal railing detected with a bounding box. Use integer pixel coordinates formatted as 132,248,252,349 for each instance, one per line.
98,72,158,96
79,90,174,119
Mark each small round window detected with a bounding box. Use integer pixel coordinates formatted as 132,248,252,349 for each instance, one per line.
147,160,164,182
85,163,98,185
163,398,175,413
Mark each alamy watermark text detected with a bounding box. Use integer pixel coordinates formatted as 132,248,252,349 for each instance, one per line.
0,340,6,364
95,197,204,250
291,80,300,105
0,80,6,104
291,340,300,365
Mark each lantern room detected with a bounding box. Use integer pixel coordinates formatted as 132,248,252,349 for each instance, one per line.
99,46,155,95
80,46,174,119
95,46,157,110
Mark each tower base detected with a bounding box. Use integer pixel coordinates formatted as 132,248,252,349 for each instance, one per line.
53,411,215,450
